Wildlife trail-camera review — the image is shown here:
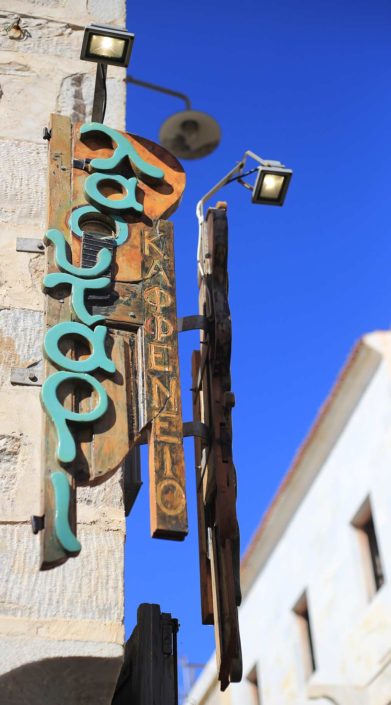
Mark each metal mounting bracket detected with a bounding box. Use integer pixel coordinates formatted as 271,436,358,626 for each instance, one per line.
135,421,210,445
11,365,43,386
73,158,91,171
31,515,45,534
183,420,210,443
177,315,208,333
16,238,45,254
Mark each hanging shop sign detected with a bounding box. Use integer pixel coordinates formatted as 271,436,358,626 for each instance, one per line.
41,114,187,569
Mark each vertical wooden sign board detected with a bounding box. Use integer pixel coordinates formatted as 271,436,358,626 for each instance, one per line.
41,115,187,569
191,206,242,690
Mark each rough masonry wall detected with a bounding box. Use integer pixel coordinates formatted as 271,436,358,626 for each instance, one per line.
0,2,127,704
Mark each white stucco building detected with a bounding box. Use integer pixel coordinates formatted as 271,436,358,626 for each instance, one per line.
188,331,391,705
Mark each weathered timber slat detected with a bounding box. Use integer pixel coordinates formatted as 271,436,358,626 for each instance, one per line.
142,221,188,540
192,350,214,625
41,113,77,570
91,331,132,481
112,604,179,705
192,205,242,688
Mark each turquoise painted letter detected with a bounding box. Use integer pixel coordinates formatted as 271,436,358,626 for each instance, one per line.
41,371,108,464
80,122,164,181
50,471,81,553
44,322,116,374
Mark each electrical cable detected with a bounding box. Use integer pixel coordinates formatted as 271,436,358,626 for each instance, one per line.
101,63,107,123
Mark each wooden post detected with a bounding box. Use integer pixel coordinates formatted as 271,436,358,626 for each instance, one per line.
112,604,179,705
41,114,77,569
191,205,242,689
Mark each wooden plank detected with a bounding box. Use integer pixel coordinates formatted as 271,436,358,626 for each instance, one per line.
142,221,187,540
210,531,242,691
91,330,131,481
114,226,142,282
192,350,214,624
41,113,77,570
192,205,243,687
198,279,216,506
112,604,179,705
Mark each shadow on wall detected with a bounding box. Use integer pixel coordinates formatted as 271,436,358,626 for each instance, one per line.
0,656,121,705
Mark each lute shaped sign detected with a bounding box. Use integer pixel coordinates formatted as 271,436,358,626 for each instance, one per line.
41,115,187,569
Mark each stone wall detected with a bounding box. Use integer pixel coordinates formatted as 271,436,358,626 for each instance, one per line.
0,2,127,703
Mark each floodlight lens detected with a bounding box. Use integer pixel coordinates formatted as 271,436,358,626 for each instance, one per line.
260,173,285,200
88,34,126,60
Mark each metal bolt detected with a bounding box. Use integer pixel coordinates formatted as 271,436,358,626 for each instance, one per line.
28,372,37,382
223,391,236,408
37,242,44,251
128,312,136,318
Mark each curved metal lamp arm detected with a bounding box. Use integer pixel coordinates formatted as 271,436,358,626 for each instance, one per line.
196,150,285,225
195,150,285,278
125,75,191,110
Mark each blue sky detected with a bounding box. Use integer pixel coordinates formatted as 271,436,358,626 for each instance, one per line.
122,0,391,686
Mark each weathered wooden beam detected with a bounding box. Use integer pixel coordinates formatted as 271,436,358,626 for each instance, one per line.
41,113,77,570
191,205,243,689
192,350,214,625
142,221,188,540
112,604,179,705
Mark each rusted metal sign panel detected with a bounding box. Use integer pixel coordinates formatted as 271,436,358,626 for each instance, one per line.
191,205,242,690
41,114,187,569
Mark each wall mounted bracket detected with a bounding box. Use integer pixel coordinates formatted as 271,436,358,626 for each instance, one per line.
16,238,45,254
177,315,208,333
11,365,43,386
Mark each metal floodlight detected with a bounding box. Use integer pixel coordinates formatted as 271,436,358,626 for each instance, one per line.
252,164,292,206
81,24,135,123
196,150,292,277
81,24,134,67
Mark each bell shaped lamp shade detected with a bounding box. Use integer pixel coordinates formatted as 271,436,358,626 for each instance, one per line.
159,109,221,160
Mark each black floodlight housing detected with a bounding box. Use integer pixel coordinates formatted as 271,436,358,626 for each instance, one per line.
80,24,135,123
252,164,292,206
80,24,134,67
